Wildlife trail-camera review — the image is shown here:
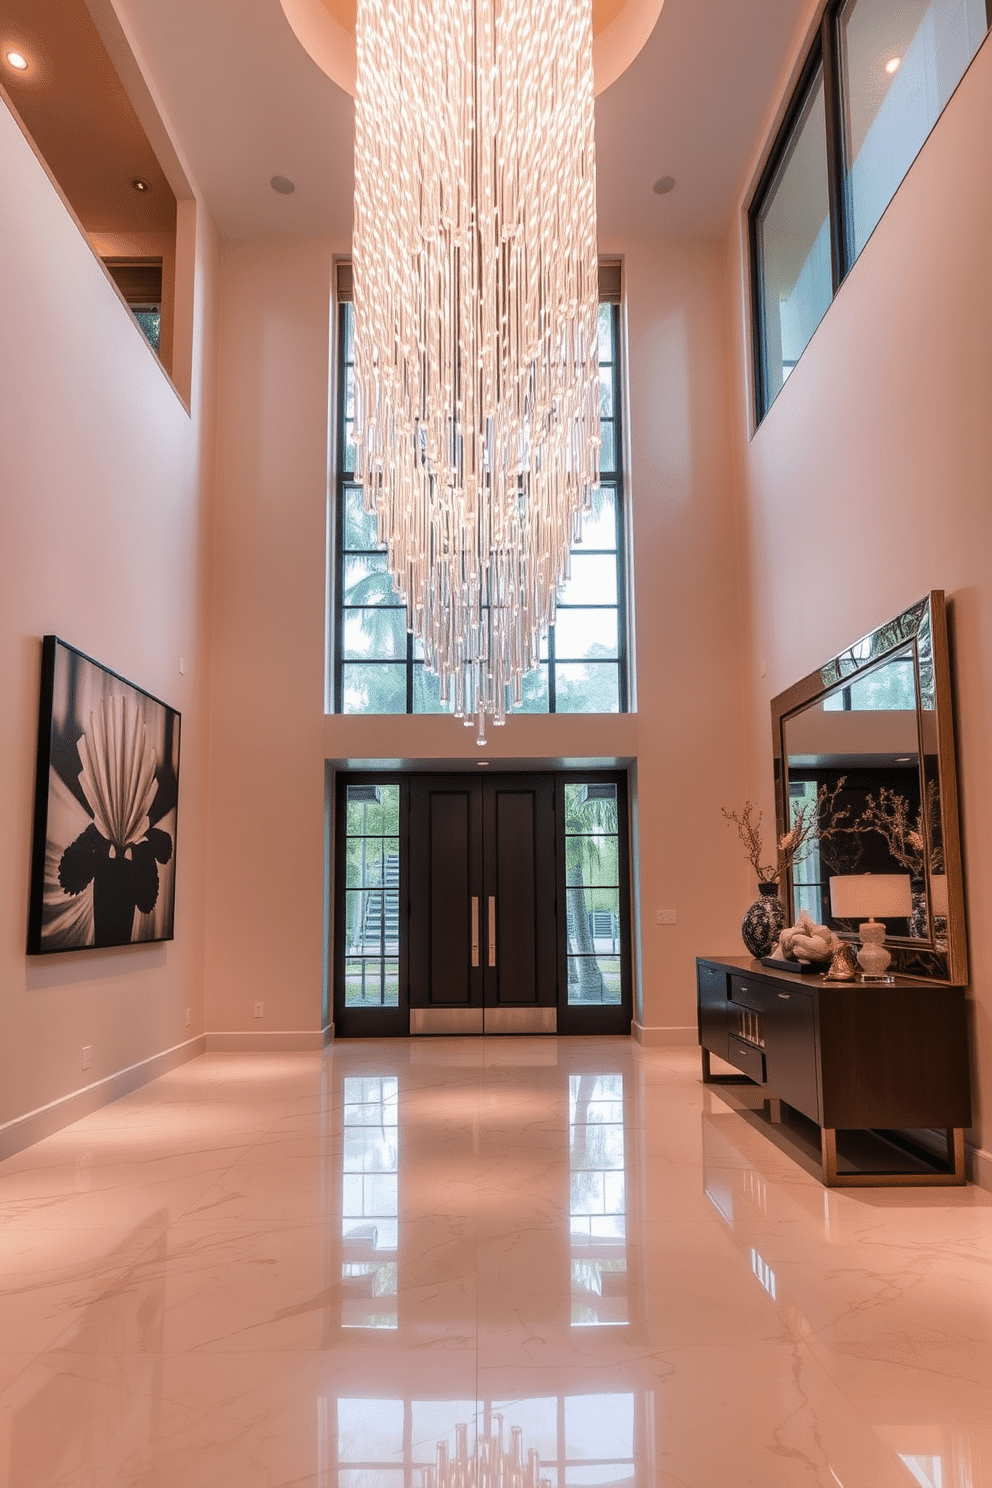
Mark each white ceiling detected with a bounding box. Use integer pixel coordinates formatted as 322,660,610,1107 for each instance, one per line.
118,0,813,242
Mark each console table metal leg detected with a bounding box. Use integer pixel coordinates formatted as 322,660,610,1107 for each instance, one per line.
821,1127,839,1186
820,1124,966,1186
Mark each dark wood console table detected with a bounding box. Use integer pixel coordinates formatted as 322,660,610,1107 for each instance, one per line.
697,956,970,1187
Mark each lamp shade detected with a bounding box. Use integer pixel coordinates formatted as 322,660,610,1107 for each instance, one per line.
929,874,949,916
829,873,913,920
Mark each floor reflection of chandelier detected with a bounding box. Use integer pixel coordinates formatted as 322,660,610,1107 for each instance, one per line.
352,0,600,743
421,1417,551,1488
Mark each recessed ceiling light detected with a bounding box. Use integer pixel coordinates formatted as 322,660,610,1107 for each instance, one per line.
476,759,490,766
271,175,296,195
4,48,30,71
130,177,151,192
652,175,676,196
885,55,901,74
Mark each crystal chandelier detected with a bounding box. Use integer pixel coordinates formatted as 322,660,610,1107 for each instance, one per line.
352,0,600,742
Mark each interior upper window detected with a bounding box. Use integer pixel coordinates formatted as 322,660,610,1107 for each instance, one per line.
331,263,628,717
752,60,832,412
749,0,991,424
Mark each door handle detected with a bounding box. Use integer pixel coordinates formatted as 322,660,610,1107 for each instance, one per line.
488,896,496,967
471,897,480,967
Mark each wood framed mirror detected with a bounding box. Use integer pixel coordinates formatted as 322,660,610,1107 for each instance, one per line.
771,592,967,983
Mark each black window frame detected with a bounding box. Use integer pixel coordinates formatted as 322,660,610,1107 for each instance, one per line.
331,264,629,717
749,0,992,425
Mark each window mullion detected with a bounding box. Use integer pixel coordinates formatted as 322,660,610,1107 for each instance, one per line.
821,4,851,290
406,629,414,714
609,305,628,714
333,308,348,715
748,207,769,426
548,623,557,713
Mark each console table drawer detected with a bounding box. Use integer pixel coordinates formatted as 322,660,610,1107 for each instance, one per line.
726,1035,766,1084
731,975,808,1015
730,975,819,1121
699,962,727,998
697,960,730,1061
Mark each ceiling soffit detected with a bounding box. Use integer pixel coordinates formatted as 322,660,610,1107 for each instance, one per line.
279,0,665,96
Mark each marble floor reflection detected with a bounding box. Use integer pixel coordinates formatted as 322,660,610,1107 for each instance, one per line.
2,1040,992,1486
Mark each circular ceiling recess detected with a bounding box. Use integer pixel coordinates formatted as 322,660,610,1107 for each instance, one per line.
278,0,665,97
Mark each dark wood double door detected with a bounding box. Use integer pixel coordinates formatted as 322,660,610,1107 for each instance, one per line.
408,774,557,1035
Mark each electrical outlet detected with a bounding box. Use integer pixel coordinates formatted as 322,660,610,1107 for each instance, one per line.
186,1008,192,1027
656,910,677,926
81,1045,92,1070
253,1001,264,1019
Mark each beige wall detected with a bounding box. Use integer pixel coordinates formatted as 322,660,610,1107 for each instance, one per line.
0,100,218,1134
619,238,751,1034
727,26,992,1153
204,234,750,1042
203,239,336,1040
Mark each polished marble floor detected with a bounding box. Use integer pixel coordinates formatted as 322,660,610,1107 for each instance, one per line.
1,1038,991,1487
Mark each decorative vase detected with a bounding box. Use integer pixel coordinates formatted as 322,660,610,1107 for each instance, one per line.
741,883,786,958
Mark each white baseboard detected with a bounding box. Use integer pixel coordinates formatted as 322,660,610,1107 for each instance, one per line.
968,1143,992,1192
204,1030,327,1052
632,1023,697,1047
0,1035,206,1162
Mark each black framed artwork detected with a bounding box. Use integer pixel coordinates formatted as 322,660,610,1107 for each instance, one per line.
27,637,181,954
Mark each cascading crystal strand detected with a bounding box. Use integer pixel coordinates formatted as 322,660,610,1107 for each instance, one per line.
352,0,600,743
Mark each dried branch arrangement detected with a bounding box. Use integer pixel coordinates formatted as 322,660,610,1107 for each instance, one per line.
722,779,852,886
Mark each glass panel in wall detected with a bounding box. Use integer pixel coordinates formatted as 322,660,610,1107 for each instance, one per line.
840,0,989,258
343,784,401,1008
754,66,833,411
563,784,622,1005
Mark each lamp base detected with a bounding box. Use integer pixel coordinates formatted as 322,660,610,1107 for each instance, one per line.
857,920,891,979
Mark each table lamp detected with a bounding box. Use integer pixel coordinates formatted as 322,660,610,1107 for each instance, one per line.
829,873,913,981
